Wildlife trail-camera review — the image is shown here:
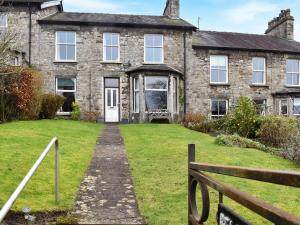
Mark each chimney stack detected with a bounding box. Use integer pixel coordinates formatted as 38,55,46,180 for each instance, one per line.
265,9,294,40
163,0,180,19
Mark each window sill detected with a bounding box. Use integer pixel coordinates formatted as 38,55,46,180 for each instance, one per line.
53,60,78,63
56,112,71,116
285,85,300,88
210,83,230,87
101,61,123,64
249,84,269,88
143,62,165,65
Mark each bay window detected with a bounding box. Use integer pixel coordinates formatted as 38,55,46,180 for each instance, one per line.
144,34,163,63
145,76,168,111
0,14,7,28
133,77,139,113
210,55,228,83
286,59,300,86
252,57,266,84
103,33,120,62
56,31,76,61
211,99,227,119
56,78,76,113
293,98,300,116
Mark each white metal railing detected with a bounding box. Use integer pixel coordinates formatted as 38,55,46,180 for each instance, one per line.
0,137,60,223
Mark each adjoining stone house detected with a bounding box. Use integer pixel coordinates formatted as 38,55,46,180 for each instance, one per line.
1,0,300,123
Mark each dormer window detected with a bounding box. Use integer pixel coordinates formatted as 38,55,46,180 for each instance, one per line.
0,14,8,28
144,34,164,64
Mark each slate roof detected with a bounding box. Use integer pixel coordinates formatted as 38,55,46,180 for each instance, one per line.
38,12,196,30
126,64,183,75
3,0,52,3
193,30,300,54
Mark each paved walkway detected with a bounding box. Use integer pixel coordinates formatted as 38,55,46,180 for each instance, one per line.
73,125,146,225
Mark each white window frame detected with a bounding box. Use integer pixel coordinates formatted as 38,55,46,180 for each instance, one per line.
286,59,300,86
173,77,178,113
280,99,288,116
293,98,300,116
103,33,120,62
253,99,267,116
0,14,8,28
210,99,228,119
210,55,228,84
133,77,139,113
252,57,266,85
55,78,77,93
144,76,168,111
144,34,164,64
55,31,77,62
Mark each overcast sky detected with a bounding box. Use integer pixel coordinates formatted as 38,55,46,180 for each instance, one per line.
63,0,300,41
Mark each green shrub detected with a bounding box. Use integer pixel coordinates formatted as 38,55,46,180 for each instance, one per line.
70,102,81,121
40,94,65,119
215,134,280,154
182,112,212,133
257,116,298,148
222,96,259,138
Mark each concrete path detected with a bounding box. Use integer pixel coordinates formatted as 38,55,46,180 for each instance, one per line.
73,125,146,225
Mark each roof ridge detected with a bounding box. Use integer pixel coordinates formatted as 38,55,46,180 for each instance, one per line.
55,11,168,18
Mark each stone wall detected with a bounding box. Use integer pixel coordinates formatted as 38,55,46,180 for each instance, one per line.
186,48,300,116
37,24,191,121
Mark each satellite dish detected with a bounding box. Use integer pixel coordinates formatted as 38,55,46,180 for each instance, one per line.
0,0,4,6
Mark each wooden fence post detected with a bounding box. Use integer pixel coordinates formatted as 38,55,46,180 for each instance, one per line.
188,144,195,225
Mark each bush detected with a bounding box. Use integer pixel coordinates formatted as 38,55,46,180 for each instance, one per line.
182,112,212,133
222,96,259,138
40,94,65,119
70,102,81,121
257,116,298,149
215,134,280,154
82,111,101,122
0,66,43,122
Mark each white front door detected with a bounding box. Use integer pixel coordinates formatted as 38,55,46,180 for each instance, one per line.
105,88,119,122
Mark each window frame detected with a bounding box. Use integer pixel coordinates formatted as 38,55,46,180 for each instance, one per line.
253,99,267,116
144,34,164,64
0,14,8,28
133,77,139,113
210,99,228,119
55,78,77,93
103,32,120,62
55,31,77,62
280,99,288,116
252,57,266,85
144,76,168,112
286,59,300,86
210,55,228,84
173,77,178,113
293,98,300,116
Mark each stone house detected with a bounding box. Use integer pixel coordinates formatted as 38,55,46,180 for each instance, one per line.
1,0,300,123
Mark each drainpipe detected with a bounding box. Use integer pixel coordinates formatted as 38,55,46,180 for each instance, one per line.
28,3,32,66
183,31,187,114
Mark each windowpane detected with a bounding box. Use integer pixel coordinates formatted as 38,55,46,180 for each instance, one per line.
294,98,300,115
211,101,219,116
281,99,288,115
211,100,227,118
134,78,139,90
113,89,117,107
134,92,139,112
111,46,119,61
253,71,264,84
219,101,227,115
145,91,167,111
107,89,111,107
111,34,119,45
56,32,76,60
103,33,120,61
145,34,163,63
105,78,119,88
58,45,67,60
254,99,266,115
173,78,177,112
0,14,7,27
287,60,299,73
253,58,265,70
210,56,227,83
67,45,76,60
57,78,75,91
287,73,299,85
105,47,112,61
145,77,168,90
57,32,66,43
60,92,75,112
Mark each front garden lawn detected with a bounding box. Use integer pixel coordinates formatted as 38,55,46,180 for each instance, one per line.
0,120,102,212
121,124,300,225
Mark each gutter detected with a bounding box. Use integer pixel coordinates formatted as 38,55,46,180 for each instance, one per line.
183,31,187,114
28,2,32,66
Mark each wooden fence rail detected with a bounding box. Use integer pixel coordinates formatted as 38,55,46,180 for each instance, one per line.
188,144,300,225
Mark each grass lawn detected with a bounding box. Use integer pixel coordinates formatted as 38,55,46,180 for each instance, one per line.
121,124,300,225
0,120,103,212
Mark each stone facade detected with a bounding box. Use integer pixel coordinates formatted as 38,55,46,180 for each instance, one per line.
186,48,300,116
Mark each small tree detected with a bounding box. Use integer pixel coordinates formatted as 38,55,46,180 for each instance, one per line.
224,96,259,138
